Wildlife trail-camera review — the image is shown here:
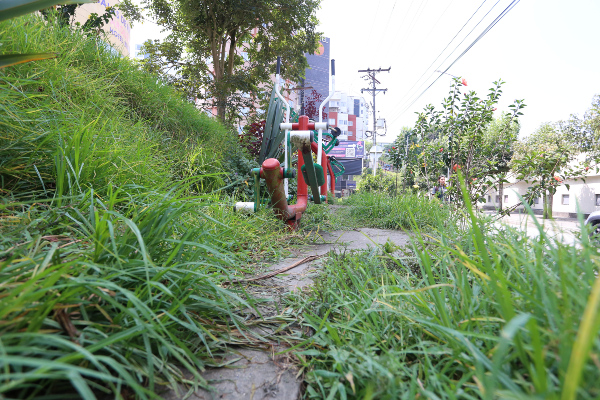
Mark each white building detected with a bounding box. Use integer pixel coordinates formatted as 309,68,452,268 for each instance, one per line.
483,160,600,217
328,92,368,141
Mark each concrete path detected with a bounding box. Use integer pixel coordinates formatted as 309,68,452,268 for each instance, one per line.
158,228,410,400
494,212,582,245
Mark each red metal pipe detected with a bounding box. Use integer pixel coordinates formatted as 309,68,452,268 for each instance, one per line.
261,115,337,228
327,157,336,194
261,158,294,220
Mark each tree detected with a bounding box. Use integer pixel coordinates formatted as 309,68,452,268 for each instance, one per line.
124,0,320,124
512,123,573,219
388,78,526,206
482,113,520,210
389,127,420,191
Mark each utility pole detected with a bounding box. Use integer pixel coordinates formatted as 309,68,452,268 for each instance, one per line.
359,67,390,175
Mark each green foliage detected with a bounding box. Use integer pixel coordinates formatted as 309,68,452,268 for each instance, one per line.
1,14,236,196
0,0,93,68
0,0,92,22
388,78,525,205
510,95,600,218
128,0,321,122
288,200,600,399
0,184,293,398
356,171,398,195
40,3,116,33
343,191,458,231
512,122,573,218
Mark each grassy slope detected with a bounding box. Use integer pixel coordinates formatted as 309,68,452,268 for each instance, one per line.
292,192,600,399
1,15,293,399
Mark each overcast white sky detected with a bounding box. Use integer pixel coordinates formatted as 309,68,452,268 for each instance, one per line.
318,0,600,142
131,0,600,143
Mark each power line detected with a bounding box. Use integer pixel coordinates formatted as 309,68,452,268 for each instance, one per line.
391,0,492,112
400,0,431,48
389,0,504,121
407,0,457,62
367,0,383,45
390,0,521,125
373,1,398,57
383,0,418,60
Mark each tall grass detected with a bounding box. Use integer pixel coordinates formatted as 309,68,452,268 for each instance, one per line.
1,14,294,398
1,13,239,196
289,195,600,399
300,192,460,233
1,183,293,398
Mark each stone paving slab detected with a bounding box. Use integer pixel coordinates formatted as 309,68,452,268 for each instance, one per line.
158,349,300,400
158,228,411,399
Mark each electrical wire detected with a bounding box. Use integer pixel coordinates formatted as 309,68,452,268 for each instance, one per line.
389,0,521,125
388,0,503,121
367,0,383,48
373,1,398,58
384,0,418,59
400,0,431,48
391,0,491,112
407,0,457,61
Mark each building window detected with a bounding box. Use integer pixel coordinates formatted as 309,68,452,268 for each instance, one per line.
348,121,353,126
495,196,499,203
596,194,600,206
504,195,508,203
562,194,570,205
487,195,491,202
534,197,540,205
329,119,336,125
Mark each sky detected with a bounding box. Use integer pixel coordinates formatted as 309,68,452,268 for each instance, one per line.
130,0,600,143
316,0,600,142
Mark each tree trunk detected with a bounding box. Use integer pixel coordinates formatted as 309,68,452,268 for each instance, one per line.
498,181,504,211
543,191,553,219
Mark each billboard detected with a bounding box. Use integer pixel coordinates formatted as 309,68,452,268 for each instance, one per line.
332,159,363,176
329,141,365,159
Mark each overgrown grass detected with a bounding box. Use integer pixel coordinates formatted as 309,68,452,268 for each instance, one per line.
1,14,246,196
289,200,600,399
0,14,294,398
1,183,295,398
301,192,460,234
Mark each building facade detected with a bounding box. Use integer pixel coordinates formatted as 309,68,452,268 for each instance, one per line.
483,171,600,217
74,0,131,56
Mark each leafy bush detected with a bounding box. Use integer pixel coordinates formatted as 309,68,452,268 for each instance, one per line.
356,171,398,195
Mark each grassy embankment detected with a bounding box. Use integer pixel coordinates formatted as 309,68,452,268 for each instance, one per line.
1,15,294,398
291,190,600,399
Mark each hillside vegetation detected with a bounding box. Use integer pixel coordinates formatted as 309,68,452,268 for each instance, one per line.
1,14,290,399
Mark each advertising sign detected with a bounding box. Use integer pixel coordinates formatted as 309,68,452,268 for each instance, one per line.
329,141,365,159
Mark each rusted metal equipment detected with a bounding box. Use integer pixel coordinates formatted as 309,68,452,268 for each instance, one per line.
235,57,342,229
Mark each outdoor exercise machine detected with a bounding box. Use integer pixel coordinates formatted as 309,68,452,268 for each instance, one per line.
235,57,344,229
